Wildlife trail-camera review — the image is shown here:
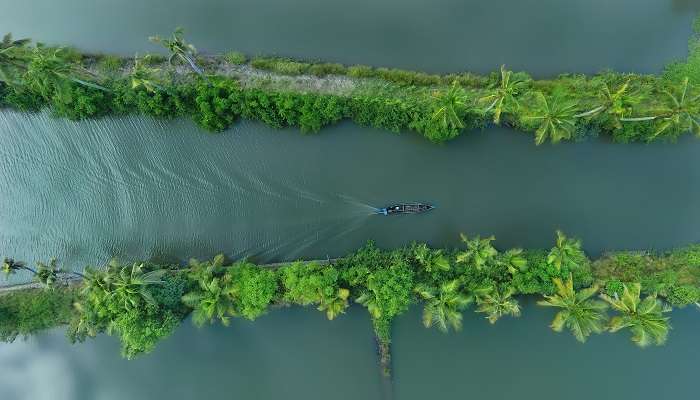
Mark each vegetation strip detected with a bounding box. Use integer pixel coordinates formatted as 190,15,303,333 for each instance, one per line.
0,17,699,144
3,231,699,376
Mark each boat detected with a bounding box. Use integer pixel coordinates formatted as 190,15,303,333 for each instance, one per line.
376,203,435,216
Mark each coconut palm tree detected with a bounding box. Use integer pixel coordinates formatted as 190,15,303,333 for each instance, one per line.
318,288,350,320
498,248,528,275
431,81,469,131
108,262,166,311
547,230,584,272
600,283,671,347
130,54,163,92
522,92,579,145
149,27,203,76
480,65,527,124
537,276,608,342
412,243,450,274
1,257,35,277
576,80,642,128
25,47,107,100
650,77,700,138
415,279,473,332
456,233,498,270
34,259,63,288
0,33,31,85
475,286,521,324
182,256,237,327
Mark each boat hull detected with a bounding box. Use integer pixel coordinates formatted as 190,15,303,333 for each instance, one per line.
377,203,434,216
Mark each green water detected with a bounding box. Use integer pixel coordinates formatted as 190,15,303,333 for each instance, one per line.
1,0,699,399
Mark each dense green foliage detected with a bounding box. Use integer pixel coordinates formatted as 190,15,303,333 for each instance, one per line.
1,17,699,144
0,288,76,342
2,231,698,367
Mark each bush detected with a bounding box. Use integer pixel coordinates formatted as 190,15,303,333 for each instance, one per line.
281,261,341,305
308,63,347,77
251,57,310,75
347,65,375,78
0,288,76,343
192,78,242,131
224,51,247,65
229,262,278,320
97,55,123,74
51,84,112,120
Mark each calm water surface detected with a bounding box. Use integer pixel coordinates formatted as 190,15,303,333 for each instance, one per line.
0,1,698,399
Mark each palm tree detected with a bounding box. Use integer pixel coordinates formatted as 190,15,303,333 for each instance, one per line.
182,255,237,326
600,283,671,347
522,92,579,145
318,288,350,320
547,230,584,272
149,27,204,76
456,233,498,270
25,47,107,100
412,243,450,274
431,81,469,132
649,77,700,138
415,279,473,332
498,248,528,275
537,275,608,342
576,80,641,128
480,65,526,124
108,262,166,311
0,33,31,86
1,257,35,276
34,259,63,288
475,286,521,324
130,54,163,92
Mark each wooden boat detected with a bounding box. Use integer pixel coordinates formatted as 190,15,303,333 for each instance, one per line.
377,203,434,216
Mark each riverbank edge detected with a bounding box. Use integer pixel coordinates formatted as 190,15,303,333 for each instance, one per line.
1,14,698,144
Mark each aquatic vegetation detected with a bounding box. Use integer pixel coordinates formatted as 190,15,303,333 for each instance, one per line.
0,15,698,144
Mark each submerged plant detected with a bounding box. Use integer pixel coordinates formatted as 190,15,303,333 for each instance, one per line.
600,283,671,347
537,275,608,342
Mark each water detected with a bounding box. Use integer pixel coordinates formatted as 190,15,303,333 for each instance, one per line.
0,0,696,76
0,0,698,399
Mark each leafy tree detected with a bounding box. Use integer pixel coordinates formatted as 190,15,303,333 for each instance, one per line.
456,233,498,270
2,257,36,276
480,65,526,124
431,81,469,132
415,279,472,332
547,230,584,272
109,261,166,311
149,27,203,75
537,276,608,342
475,286,521,324
228,262,278,321
522,92,579,145
318,288,350,320
600,283,671,347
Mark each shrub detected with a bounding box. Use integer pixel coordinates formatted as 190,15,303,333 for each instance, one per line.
308,63,347,77
229,262,278,320
281,261,341,305
224,51,247,65
97,55,123,74
251,57,310,75
347,65,375,78
0,288,76,343
192,78,242,131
